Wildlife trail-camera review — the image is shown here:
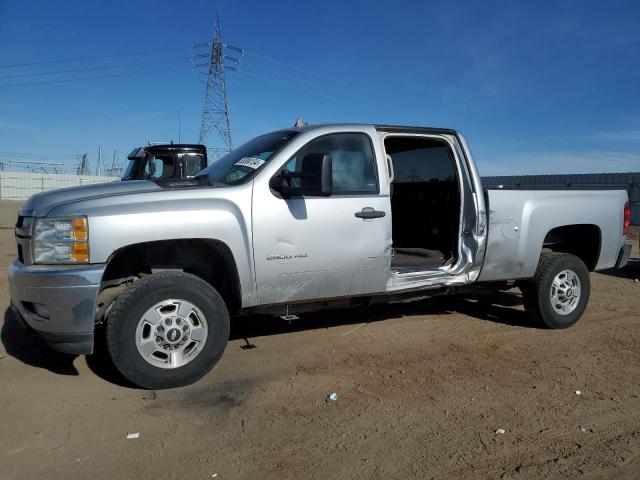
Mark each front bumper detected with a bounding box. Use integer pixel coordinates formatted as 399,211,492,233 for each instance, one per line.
8,260,105,355
615,244,632,269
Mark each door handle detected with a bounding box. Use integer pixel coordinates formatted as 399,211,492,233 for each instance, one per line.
355,207,386,219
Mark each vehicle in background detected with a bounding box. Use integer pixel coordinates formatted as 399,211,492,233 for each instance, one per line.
8,123,632,389
122,144,208,181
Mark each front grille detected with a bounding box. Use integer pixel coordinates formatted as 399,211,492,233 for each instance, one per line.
15,215,33,238
15,215,33,265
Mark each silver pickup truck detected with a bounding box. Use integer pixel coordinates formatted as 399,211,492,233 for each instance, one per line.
9,124,631,389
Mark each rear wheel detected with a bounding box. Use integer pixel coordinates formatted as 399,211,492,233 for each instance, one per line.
521,253,590,329
106,272,230,389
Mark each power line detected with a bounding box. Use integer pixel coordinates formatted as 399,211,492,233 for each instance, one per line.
0,56,194,80
0,44,203,69
0,65,192,88
192,54,349,102
244,50,347,85
231,68,345,103
570,151,640,165
0,151,78,158
238,59,339,92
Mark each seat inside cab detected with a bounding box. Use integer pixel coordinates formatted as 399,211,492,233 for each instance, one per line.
384,135,461,271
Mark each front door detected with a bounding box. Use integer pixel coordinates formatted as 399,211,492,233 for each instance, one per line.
252,132,392,305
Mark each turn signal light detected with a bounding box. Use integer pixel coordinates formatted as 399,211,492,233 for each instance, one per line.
72,217,88,240
71,242,89,262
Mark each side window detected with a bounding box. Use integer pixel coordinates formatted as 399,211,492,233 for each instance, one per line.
182,154,205,177
385,137,457,184
283,133,378,195
144,157,165,179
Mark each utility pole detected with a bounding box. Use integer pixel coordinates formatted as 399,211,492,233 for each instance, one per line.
197,10,242,161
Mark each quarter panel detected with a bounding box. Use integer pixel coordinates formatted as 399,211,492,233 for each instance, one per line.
478,189,627,281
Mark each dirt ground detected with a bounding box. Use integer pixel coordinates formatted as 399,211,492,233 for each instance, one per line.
1,201,639,480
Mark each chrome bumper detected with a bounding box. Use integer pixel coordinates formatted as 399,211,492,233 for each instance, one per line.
8,260,105,355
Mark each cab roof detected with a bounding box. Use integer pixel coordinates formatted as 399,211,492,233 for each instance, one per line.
128,144,206,159
289,123,457,136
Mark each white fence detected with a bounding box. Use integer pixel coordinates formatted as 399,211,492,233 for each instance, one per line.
0,172,118,200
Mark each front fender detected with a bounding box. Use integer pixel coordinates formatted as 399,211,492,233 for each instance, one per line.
48,184,257,306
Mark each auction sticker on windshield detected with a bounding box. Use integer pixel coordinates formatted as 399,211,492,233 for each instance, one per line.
235,157,266,169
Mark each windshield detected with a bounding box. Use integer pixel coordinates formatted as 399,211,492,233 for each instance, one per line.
198,130,298,185
122,158,140,180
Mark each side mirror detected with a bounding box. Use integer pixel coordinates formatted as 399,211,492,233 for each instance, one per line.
269,153,333,198
317,153,333,197
269,171,293,197
147,156,156,177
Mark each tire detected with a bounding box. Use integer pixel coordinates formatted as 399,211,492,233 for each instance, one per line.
106,272,230,389
520,253,590,329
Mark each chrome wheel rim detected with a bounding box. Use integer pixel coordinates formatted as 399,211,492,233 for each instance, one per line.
550,269,581,315
135,299,208,369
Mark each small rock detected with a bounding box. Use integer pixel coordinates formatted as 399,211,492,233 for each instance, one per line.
580,426,587,433
495,428,506,434
327,392,338,402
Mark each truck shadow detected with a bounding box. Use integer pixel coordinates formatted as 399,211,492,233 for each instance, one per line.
1,288,533,386
598,259,640,279
0,307,134,386
0,307,79,376
84,326,136,388
229,288,538,342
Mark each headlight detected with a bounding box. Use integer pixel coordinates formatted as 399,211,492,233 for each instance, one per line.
33,217,89,264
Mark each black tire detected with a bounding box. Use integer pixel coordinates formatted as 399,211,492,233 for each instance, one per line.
520,253,590,329
106,272,230,389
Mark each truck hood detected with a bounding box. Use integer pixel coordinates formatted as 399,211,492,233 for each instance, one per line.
20,180,162,217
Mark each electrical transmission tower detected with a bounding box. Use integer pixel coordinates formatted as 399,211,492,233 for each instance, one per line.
106,150,122,177
77,153,90,176
95,146,104,176
197,11,242,161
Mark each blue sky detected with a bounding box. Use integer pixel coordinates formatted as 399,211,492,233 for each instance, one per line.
0,0,639,176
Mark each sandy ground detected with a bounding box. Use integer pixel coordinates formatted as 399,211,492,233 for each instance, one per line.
1,201,639,480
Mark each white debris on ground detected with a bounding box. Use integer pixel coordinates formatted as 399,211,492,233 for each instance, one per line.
126,432,140,439
575,390,582,395
327,392,338,402
495,428,506,434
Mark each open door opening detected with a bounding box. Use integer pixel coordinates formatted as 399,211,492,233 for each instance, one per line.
384,135,462,272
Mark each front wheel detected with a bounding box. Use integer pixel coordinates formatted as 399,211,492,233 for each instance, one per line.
520,253,591,329
106,272,230,389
